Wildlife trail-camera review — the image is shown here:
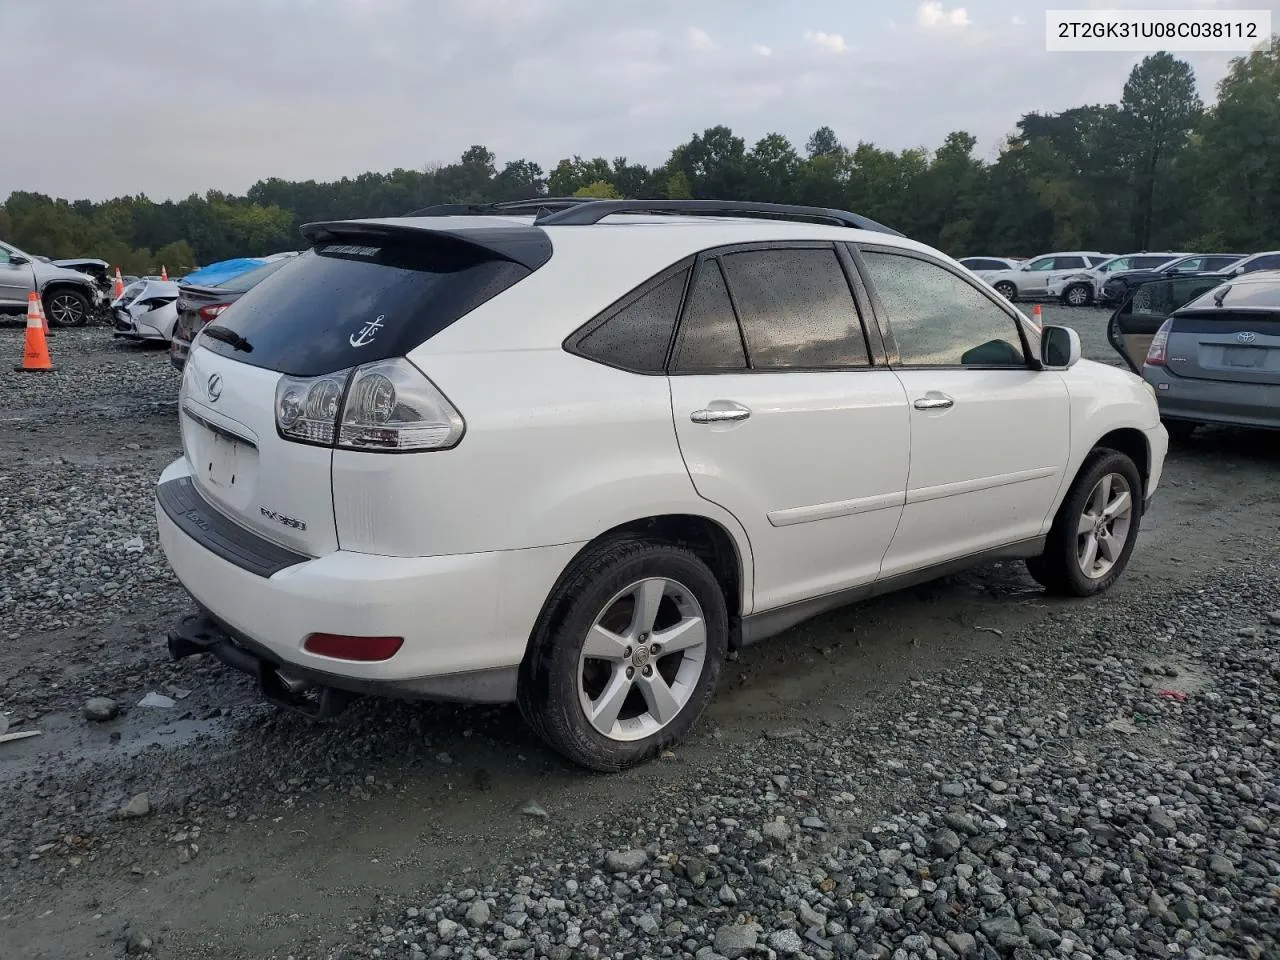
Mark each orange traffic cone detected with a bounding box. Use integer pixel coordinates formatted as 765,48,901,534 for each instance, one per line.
1031,303,1043,328
113,267,125,300
27,291,54,339
161,265,169,281
14,295,55,373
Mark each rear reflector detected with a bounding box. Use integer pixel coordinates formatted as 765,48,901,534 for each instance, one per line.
303,633,404,662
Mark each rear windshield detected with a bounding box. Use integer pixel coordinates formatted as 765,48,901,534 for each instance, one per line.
1179,277,1280,313
198,240,534,376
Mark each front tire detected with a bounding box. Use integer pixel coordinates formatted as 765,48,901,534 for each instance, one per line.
994,281,1017,301
1026,449,1143,597
45,289,91,327
518,539,728,772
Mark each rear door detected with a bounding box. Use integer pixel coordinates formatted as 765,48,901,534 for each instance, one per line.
667,243,910,613
1107,277,1225,373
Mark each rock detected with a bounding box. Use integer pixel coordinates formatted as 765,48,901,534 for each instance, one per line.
1025,924,1060,948
124,931,153,954
801,816,826,830
120,793,151,819
1265,610,1280,625
137,692,175,709
437,918,459,941
520,799,548,818
604,848,648,873
717,883,737,905
84,697,119,722
768,929,805,955
681,856,709,887
929,827,963,858
1147,808,1177,836
713,923,759,959
1208,854,1236,876
979,915,1022,942
635,913,660,935
940,782,966,797
464,901,490,927
1240,815,1266,834
946,932,978,955
762,819,791,845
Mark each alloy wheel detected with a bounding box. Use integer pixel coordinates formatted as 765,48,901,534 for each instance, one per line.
1076,473,1133,579
577,577,707,742
1067,285,1089,306
48,294,86,326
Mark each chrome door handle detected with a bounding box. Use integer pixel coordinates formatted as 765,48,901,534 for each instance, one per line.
913,395,954,410
691,405,751,424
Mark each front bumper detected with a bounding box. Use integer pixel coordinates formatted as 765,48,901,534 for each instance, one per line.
1144,368,1280,431
154,458,580,705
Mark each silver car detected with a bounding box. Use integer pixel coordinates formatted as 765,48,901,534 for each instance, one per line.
0,239,104,326
1139,271,1280,437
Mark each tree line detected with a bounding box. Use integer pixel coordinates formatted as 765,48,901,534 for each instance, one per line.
2,40,1277,275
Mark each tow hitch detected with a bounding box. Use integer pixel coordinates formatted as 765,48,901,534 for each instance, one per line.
167,613,357,719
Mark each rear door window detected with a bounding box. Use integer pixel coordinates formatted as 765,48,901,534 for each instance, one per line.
719,247,870,369
1055,256,1086,270
673,260,747,371
572,268,689,373
197,240,536,377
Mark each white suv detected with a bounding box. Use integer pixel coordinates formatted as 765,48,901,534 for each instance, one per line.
156,199,1167,771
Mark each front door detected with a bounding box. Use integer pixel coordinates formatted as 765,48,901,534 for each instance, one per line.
855,247,1072,579
667,245,911,613
0,244,32,308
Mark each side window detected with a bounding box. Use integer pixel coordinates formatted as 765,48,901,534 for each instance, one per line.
575,269,688,373
1103,258,1129,272
1026,257,1056,271
860,251,1026,367
1056,256,1086,270
719,248,869,369
673,260,747,371
0,246,11,265
1244,254,1280,273
1087,256,1111,267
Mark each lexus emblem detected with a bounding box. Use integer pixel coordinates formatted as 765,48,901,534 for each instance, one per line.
1236,331,1257,344
207,372,223,402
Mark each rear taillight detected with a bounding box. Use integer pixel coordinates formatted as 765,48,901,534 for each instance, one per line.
303,633,403,662
274,357,464,452
198,304,230,322
1145,319,1172,366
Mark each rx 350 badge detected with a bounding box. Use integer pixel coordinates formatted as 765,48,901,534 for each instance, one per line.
260,506,306,531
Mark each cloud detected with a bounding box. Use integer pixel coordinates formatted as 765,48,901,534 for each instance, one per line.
751,43,772,57
917,2,971,29
804,30,848,53
688,26,718,51
1011,15,1025,26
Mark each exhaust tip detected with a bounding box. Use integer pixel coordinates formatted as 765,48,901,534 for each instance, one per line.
274,669,312,695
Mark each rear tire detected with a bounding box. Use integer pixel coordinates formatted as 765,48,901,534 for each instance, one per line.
1163,419,1197,441
518,538,728,772
994,281,1017,300
1026,449,1143,597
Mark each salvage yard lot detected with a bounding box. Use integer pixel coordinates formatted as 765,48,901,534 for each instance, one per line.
1,306,1278,960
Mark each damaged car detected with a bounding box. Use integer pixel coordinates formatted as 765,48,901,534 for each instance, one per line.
112,278,182,342
0,239,105,326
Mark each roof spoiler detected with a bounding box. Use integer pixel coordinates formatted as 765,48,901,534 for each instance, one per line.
300,219,553,272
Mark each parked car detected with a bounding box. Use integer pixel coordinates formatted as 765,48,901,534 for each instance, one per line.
111,279,181,343
957,256,1021,273
1099,253,1249,305
0,239,105,325
169,255,301,370
49,257,114,300
977,252,1115,301
1047,252,1189,307
1110,271,1279,438
157,198,1167,771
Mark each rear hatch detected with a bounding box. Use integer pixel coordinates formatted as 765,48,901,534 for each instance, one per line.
1165,292,1280,387
177,219,550,558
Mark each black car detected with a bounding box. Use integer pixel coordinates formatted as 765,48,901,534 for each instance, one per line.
169,256,299,371
1100,253,1247,305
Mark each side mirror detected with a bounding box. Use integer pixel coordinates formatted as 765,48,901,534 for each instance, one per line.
1232,265,1246,275
1041,324,1081,369
6,253,29,266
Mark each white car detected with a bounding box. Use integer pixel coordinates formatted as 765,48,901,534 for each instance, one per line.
1046,253,1190,307
957,256,1021,273
111,279,181,342
156,199,1168,771
978,251,1114,301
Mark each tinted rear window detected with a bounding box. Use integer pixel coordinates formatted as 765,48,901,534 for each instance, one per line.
198,240,534,376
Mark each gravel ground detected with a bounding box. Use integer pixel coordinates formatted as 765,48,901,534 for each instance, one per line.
1,310,1278,960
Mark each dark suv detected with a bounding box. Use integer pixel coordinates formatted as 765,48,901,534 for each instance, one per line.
1100,253,1253,305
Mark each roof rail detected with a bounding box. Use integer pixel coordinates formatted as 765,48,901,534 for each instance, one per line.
401,198,591,218
532,199,904,236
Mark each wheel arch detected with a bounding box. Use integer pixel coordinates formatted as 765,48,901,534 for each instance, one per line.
40,278,95,298
520,512,752,676
1093,427,1150,495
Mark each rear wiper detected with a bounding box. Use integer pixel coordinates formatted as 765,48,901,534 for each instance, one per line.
202,325,253,352
1212,284,1231,306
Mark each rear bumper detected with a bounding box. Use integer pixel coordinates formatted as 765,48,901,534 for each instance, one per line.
169,336,191,370
154,458,581,703
1144,367,1280,431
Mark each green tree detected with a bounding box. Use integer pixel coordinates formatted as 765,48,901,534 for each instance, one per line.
805,126,843,159
1120,52,1202,248
573,181,622,199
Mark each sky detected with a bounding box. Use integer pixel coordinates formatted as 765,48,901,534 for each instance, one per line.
1,0,1276,202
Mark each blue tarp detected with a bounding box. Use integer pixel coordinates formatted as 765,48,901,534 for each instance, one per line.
180,257,267,288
